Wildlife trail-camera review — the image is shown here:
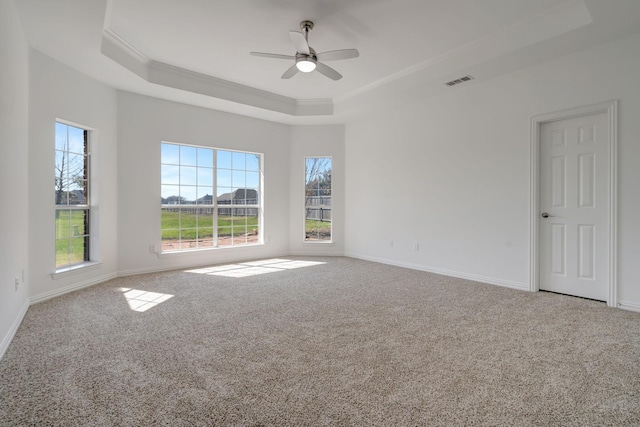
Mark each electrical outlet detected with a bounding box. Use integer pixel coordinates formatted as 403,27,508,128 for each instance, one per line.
149,244,156,253
389,240,394,247
413,242,419,251
15,277,19,291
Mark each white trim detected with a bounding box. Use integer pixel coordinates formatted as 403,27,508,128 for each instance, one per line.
296,99,334,116
100,29,149,80
117,265,189,277
345,252,529,291
31,272,117,304
290,247,341,257
0,299,29,361
529,100,618,307
55,117,96,131
148,60,294,111
158,243,264,257
52,261,103,280
102,28,149,64
159,142,264,253
617,301,640,313
607,102,618,307
54,121,98,271
530,115,540,294
302,241,335,246
303,156,333,243
100,31,333,118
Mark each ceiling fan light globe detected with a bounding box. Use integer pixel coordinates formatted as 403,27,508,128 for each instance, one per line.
296,59,316,73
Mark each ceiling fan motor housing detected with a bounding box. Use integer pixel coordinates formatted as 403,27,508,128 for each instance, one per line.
296,47,316,61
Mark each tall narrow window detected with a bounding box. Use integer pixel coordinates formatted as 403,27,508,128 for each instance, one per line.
305,157,332,241
55,122,90,269
161,142,261,252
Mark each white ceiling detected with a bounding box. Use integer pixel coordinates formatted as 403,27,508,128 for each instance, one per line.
13,0,640,124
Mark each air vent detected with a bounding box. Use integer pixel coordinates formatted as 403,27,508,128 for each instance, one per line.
445,75,474,87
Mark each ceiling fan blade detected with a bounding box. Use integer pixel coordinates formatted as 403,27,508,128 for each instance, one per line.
315,62,342,80
316,49,360,61
281,64,299,79
250,52,295,60
289,31,310,54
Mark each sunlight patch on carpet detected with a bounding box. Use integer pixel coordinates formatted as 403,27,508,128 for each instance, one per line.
185,258,326,278
119,288,174,312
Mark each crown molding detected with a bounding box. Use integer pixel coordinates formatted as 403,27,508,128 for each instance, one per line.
296,98,333,116
101,28,149,79
101,29,334,117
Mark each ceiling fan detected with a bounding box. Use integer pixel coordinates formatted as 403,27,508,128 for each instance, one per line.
250,20,359,81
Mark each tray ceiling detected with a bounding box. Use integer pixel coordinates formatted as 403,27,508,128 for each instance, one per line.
14,0,640,123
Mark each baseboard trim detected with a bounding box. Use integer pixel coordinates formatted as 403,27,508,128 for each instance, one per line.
117,265,184,277
30,272,119,305
288,250,344,257
344,252,529,291
0,299,30,360
617,301,640,313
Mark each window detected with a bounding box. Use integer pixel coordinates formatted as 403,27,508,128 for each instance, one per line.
55,122,91,269
305,157,332,241
161,142,262,252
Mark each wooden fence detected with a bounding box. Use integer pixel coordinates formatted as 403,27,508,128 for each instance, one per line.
305,196,332,222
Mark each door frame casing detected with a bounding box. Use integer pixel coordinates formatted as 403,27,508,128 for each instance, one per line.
529,100,618,307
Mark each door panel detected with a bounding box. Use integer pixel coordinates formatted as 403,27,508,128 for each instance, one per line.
539,113,608,301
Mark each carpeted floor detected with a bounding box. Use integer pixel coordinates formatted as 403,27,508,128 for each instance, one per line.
1,257,639,426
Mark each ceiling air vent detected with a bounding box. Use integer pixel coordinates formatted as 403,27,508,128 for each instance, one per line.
445,75,474,87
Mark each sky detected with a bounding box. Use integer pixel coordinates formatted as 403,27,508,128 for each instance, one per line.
55,122,87,203
161,142,260,203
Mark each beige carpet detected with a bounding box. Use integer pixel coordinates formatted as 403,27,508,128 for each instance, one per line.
1,257,639,426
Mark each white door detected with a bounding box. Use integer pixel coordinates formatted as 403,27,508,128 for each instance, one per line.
539,112,609,301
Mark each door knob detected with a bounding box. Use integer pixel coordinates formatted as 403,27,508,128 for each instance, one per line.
541,212,550,218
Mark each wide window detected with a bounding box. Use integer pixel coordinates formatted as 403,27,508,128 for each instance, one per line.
55,122,91,269
161,142,261,252
305,157,332,241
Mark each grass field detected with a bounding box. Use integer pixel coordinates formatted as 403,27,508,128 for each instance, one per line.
55,210,88,268
161,210,259,243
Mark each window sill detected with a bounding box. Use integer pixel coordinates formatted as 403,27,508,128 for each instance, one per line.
52,261,103,280
158,243,264,257
304,240,335,246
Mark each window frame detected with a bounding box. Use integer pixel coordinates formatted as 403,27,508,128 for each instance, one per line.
54,120,97,274
304,156,333,243
160,141,263,253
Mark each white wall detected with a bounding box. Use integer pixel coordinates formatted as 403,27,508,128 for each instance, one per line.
28,50,119,300
0,0,30,357
345,33,640,307
116,92,292,274
289,125,345,256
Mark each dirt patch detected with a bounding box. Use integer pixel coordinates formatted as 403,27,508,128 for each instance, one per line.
161,234,260,251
